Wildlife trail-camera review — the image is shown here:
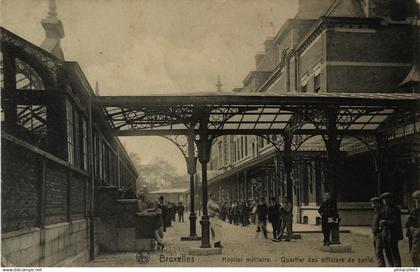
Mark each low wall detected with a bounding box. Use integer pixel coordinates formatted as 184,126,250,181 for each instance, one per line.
299,202,409,226
1,219,94,266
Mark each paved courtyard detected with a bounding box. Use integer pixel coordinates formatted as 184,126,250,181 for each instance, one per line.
87,218,412,267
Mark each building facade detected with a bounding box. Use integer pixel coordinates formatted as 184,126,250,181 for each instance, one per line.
1,3,139,266
207,0,420,226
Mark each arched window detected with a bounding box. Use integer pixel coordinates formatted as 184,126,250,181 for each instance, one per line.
15,58,45,90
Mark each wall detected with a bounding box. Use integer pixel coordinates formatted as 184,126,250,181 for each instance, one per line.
1,136,94,266
326,25,413,92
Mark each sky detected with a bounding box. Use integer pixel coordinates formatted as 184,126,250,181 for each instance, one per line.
2,0,298,175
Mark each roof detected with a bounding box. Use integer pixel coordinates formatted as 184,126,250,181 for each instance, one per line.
149,188,189,194
94,92,419,138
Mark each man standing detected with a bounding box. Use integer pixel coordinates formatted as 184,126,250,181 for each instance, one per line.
379,192,403,267
276,196,293,242
268,197,280,239
318,192,339,246
406,190,420,266
256,197,269,239
233,201,239,226
157,196,167,232
177,202,185,222
370,196,385,267
208,193,223,248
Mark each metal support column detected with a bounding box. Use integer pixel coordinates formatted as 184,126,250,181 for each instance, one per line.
181,133,200,241
274,155,280,201
196,115,212,248
324,107,341,244
282,132,293,202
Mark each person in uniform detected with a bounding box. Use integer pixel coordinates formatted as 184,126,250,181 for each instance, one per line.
268,197,280,239
227,201,233,224
157,196,167,232
177,202,185,222
370,196,385,267
406,190,420,266
233,200,239,225
208,193,223,248
276,196,293,242
379,192,403,267
318,192,339,246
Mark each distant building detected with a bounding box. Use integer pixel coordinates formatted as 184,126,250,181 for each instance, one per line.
149,188,189,206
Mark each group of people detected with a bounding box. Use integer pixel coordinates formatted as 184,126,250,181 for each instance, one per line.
370,191,420,267
208,190,420,267
155,197,186,232
213,196,294,242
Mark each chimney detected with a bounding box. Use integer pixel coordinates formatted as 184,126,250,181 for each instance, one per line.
255,53,265,68
95,81,100,96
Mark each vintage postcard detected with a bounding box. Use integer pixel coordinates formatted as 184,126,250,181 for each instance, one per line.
1,0,420,269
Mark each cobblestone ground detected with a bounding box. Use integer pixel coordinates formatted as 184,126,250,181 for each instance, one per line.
87,218,412,267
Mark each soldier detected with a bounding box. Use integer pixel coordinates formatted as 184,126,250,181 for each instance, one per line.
243,201,250,226
318,192,339,246
233,200,239,225
276,196,293,242
268,197,280,239
227,202,233,224
238,201,244,226
177,202,185,222
379,192,403,267
370,196,385,267
157,196,167,232
406,190,420,266
208,193,223,248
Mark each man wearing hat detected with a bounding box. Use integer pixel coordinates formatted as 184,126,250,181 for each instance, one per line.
318,192,339,246
370,196,385,266
275,196,293,242
406,190,420,266
379,192,403,267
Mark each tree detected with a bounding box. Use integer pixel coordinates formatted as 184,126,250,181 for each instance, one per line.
128,153,188,192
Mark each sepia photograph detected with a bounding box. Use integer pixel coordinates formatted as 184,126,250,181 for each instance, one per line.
1,0,420,269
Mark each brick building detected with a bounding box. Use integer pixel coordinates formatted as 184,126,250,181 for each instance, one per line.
1,2,138,266
206,0,420,225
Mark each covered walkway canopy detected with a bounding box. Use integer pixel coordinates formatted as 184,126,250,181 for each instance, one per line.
95,92,419,138
93,92,419,249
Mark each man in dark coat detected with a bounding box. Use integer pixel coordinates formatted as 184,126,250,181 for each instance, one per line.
157,196,167,232
268,197,280,239
318,192,339,246
177,202,185,222
379,192,403,267
406,190,420,266
238,201,244,226
276,196,293,241
370,196,385,267
233,201,239,225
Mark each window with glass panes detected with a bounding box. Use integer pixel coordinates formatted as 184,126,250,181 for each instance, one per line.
66,98,74,165
82,118,88,171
